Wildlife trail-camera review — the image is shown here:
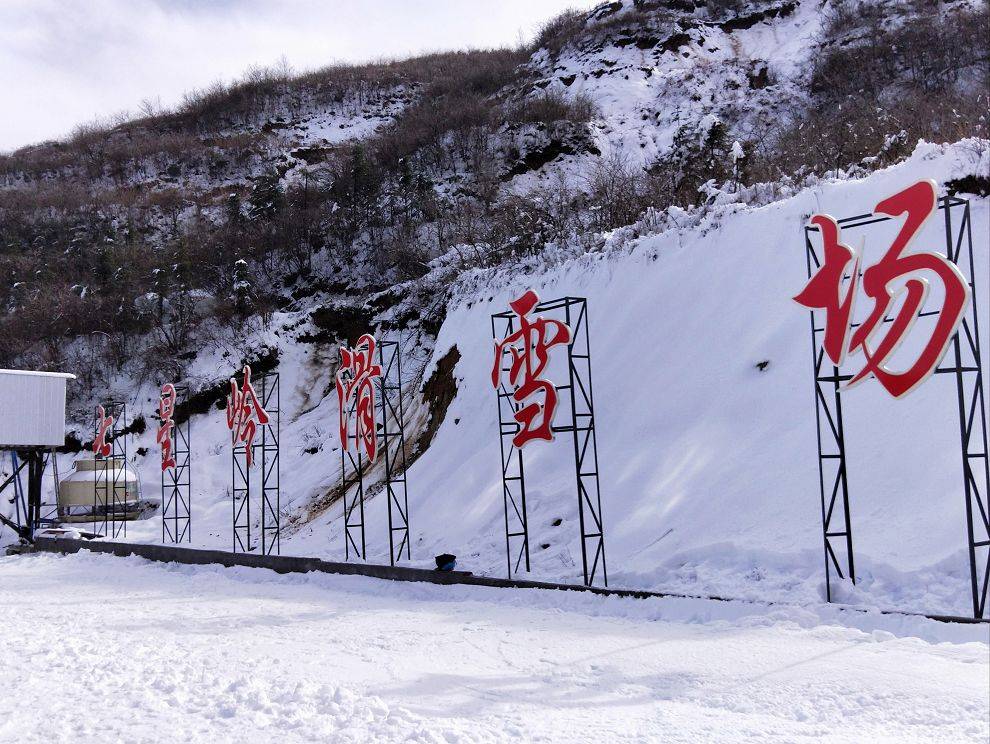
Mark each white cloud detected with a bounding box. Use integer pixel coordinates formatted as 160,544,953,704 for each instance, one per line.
0,0,595,152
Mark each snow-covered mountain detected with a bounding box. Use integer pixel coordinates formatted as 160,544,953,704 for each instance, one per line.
1,0,988,619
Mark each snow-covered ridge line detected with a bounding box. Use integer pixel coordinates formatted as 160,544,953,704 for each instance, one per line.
438,139,990,315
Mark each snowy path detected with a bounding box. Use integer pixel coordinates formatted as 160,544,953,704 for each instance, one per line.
0,553,987,743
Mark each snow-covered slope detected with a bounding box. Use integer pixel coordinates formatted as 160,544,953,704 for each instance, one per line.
523,0,819,174
1,0,987,621
403,140,990,617
7,140,984,620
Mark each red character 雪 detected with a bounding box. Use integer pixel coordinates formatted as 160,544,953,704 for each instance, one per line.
492,290,572,448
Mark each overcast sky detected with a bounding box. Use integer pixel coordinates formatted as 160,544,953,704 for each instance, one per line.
0,0,597,153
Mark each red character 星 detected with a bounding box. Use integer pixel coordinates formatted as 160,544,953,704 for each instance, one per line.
336,334,382,462
491,290,571,448
795,179,971,398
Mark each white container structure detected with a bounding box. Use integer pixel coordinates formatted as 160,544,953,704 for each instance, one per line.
0,369,75,540
58,458,156,522
0,369,75,449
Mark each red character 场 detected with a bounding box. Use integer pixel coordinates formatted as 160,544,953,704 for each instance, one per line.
795,179,971,398
491,290,571,448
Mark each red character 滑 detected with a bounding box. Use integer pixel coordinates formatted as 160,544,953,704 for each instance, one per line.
336,334,382,462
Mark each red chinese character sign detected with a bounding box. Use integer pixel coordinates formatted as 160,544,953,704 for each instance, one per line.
159,384,192,544
491,290,572,448
336,334,383,462
158,384,177,472
93,405,113,457
228,365,280,556
798,182,990,619
226,365,269,468
335,335,412,566
92,401,127,539
491,292,607,588
795,179,971,398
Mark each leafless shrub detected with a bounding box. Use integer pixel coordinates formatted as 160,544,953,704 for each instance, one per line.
534,8,586,55
504,91,597,126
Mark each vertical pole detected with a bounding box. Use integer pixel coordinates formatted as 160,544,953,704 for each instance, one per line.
944,199,990,619
805,228,856,603
230,425,236,553
396,342,410,562
565,301,590,586
26,451,43,541
380,343,396,567
261,374,267,555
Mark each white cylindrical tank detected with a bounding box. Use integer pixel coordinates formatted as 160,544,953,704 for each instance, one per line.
58,458,156,522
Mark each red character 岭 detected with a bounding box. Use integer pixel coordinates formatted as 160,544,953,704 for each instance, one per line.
226,365,269,467
93,405,113,457
336,334,382,462
491,290,572,448
158,383,177,473
795,179,971,398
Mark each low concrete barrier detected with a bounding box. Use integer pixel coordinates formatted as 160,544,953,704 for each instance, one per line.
31,536,988,625
33,536,475,585
31,536,685,598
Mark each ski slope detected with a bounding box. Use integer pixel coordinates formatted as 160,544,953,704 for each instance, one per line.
0,551,986,743
3,142,987,619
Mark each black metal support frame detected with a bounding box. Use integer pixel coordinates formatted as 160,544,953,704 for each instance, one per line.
0,449,49,541
232,372,280,555
492,296,607,587
341,396,367,562
804,195,989,618
162,386,192,544
94,401,127,539
0,452,28,538
379,339,411,566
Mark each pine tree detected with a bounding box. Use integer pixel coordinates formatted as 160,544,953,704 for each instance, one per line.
247,169,283,222
231,258,254,317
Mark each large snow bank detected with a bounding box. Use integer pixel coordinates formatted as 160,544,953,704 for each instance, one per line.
409,140,990,615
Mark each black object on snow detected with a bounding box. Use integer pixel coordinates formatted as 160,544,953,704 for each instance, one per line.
435,553,456,571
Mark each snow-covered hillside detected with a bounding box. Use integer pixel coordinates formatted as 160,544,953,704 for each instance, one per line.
521,0,820,177
6,140,985,621
1,0,988,623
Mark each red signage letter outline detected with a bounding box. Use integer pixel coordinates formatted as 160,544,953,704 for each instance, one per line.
225,365,270,468
491,290,572,448
336,334,383,462
158,383,177,473
795,179,971,398
93,405,113,458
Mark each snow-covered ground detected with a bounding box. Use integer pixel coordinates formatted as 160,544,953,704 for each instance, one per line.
0,551,986,743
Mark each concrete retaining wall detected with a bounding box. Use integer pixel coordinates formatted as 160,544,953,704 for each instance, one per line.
30,537,988,625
